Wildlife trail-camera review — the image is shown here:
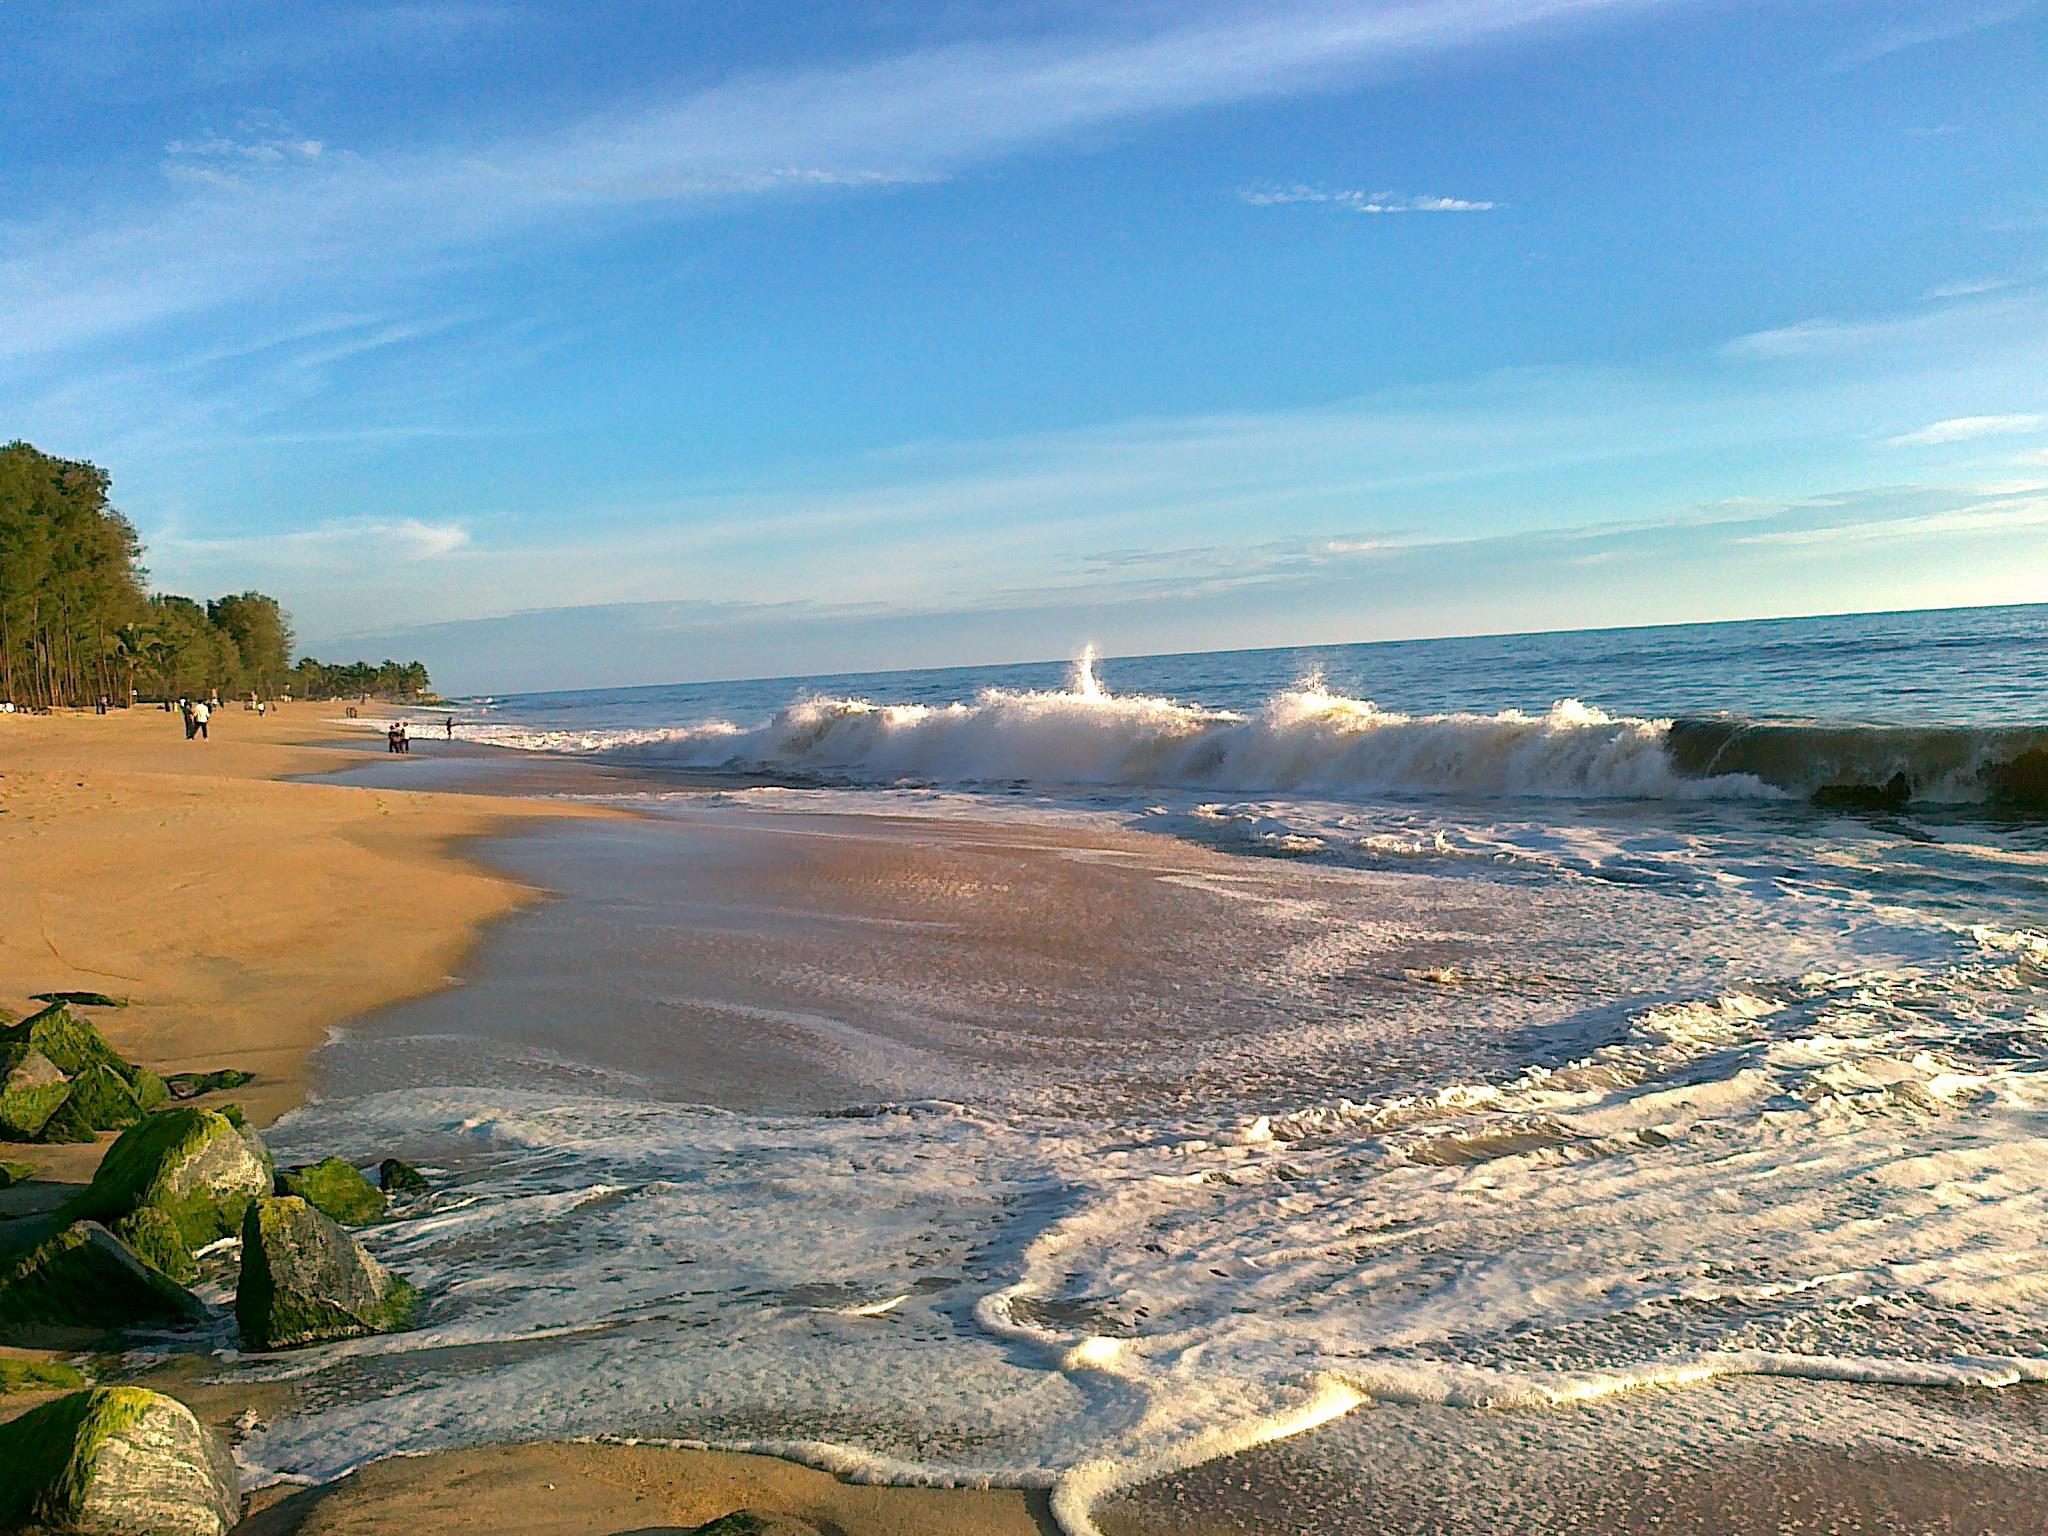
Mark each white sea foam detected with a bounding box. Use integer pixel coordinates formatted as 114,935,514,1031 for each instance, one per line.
231,910,2048,1534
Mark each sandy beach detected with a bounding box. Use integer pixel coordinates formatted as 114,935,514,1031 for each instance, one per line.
9,704,2048,1536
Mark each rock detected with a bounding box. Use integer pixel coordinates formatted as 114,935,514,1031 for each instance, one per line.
377,1157,430,1195
0,1222,210,1332
34,1090,102,1143
279,1157,386,1226
0,1157,39,1188
114,1205,198,1284
133,1067,171,1111
0,1387,240,1536
65,1108,273,1248
0,1356,88,1393
29,991,129,1008
0,1002,133,1080
689,1513,825,1536
0,1044,73,1140
64,1059,147,1133
164,1068,255,1101
237,1196,419,1350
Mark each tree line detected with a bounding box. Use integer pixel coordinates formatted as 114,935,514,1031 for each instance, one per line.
1,441,434,709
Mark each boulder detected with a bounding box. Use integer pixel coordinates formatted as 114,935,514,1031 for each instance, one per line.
689,1514,825,1536
64,1059,147,1133
114,1205,199,1284
0,1157,38,1188
0,1044,73,1140
0,1002,132,1079
133,1067,171,1112
65,1108,273,1248
0,1222,209,1332
164,1068,255,1101
378,1157,430,1196
0,1356,88,1393
0,1387,239,1536
279,1157,386,1225
237,1195,419,1350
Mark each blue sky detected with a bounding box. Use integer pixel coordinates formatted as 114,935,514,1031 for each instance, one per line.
5,0,2046,692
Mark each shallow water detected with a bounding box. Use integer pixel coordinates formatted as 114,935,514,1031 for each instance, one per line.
247,608,2048,1532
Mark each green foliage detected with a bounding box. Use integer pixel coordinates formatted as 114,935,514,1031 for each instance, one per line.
279,1158,386,1226
287,655,432,701
2,440,431,708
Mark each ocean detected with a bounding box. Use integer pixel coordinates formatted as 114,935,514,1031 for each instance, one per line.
227,604,2048,1533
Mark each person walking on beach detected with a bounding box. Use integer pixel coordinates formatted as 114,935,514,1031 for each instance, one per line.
180,699,194,739
387,721,402,754
191,698,210,740
445,715,454,740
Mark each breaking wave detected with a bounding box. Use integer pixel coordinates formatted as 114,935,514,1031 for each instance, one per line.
461,651,2048,809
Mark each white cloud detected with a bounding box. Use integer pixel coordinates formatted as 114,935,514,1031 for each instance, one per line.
0,0,1663,361
1240,184,1499,212
1888,413,2048,446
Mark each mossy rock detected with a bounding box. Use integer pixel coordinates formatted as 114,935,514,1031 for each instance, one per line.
164,1068,255,1101
29,991,129,1009
64,1108,273,1248
133,1067,171,1111
0,1222,210,1333
114,1205,198,1284
0,1386,240,1535
0,1355,89,1393
1,1044,73,1140
279,1158,386,1226
377,1157,430,1196
64,1060,147,1133
0,1158,39,1188
0,1003,132,1080
34,1089,101,1144
236,1196,419,1350
689,1514,824,1536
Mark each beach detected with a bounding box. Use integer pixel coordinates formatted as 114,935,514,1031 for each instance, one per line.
8,661,2048,1536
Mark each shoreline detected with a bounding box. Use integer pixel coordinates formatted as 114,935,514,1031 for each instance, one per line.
0,705,1063,1536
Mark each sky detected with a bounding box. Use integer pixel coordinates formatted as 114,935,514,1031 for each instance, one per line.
4,0,2046,694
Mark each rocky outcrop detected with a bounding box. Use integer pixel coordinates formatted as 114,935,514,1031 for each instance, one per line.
0,1387,240,1536
377,1157,430,1196
0,1356,88,1393
0,1002,132,1079
0,1222,210,1332
236,1195,419,1350
279,1156,386,1226
0,1044,72,1139
65,1108,274,1247
0,1157,37,1188
63,1059,147,1133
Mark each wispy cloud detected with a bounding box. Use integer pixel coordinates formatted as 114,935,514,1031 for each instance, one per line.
1888,413,2048,447
1239,184,1499,213
1827,1,2039,71
0,0,1665,362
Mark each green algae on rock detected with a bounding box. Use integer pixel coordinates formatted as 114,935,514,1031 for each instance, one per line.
65,1108,273,1248
0,1222,210,1332
63,1059,147,1133
0,1387,240,1536
113,1204,199,1285
0,1157,39,1188
0,1044,73,1140
237,1195,419,1350
689,1513,825,1536
0,1356,89,1393
28,991,129,1009
0,1003,132,1080
279,1157,387,1226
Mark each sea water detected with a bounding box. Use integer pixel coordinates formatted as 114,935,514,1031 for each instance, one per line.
229,605,2048,1532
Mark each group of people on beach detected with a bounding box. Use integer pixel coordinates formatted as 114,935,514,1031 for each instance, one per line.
178,696,213,740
